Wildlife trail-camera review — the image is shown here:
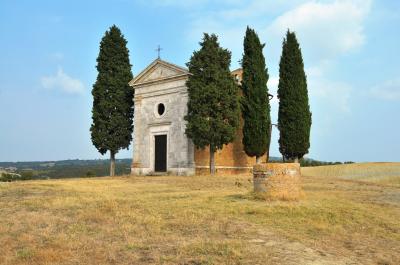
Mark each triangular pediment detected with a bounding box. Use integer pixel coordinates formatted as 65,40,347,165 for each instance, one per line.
129,59,189,86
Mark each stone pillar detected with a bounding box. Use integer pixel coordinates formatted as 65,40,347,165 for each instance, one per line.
131,96,142,175
253,163,302,200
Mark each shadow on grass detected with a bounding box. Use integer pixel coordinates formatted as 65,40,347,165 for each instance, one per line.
225,192,267,202
226,191,305,204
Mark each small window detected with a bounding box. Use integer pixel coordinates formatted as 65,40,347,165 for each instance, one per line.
157,103,165,116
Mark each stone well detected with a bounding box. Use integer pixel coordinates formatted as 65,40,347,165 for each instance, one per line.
253,163,302,200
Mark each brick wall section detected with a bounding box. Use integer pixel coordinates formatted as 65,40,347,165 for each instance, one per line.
194,116,267,174
253,163,302,200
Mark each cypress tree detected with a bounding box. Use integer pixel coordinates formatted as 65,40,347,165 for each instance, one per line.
241,26,271,164
90,25,134,176
277,30,312,162
185,33,240,175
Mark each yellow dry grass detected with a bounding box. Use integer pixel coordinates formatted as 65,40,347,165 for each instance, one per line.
302,162,400,186
0,166,399,264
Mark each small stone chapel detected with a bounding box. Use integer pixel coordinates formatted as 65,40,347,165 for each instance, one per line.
129,58,264,176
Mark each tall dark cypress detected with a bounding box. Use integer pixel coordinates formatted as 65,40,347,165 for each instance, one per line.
241,26,271,164
185,33,240,175
278,30,311,162
90,25,134,176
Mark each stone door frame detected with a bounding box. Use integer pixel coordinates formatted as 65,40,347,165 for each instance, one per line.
149,124,170,173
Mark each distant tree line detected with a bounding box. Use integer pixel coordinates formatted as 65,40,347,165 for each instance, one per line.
0,172,35,182
0,159,132,181
0,158,354,182
268,159,355,167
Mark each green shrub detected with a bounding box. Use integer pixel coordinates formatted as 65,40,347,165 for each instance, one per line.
85,170,96,177
20,171,34,180
0,173,22,182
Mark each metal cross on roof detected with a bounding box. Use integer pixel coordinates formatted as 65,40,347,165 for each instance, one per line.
155,45,162,59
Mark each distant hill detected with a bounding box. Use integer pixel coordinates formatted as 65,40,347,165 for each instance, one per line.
0,157,355,181
0,159,132,179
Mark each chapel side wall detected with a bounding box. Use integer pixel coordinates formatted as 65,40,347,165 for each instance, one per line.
194,118,266,175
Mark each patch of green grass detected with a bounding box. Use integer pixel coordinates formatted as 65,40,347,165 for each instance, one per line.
183,240,243,264
16,248,34,260
125,243,151,251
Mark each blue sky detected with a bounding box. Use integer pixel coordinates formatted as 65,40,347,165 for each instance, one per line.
0,0,399,162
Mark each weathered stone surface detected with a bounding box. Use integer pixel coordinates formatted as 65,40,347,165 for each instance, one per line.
130,59,195,176
253,163,303,200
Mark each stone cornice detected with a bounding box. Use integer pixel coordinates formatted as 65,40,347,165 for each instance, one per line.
135,85,187,98
129,58,189,86
132,74,188,88
148,121,172,127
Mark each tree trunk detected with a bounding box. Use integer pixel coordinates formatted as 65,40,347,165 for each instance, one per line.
209,145,216,175
294,157,299,163
256,156,261,164
266,123,273,163
110,151,116,177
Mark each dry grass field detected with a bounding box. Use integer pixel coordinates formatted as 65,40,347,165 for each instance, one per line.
302,162,400,186
0,163,399,264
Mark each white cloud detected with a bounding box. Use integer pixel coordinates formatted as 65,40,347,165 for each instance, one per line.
267,0,371,62
306,61,352,112
267,76,280,124
218,1,303,20
184,0,371,70
264,0,371,117
269,65,352,114
180,0,368,115
370,79,400,101
184,1,302,62
310,77,352,113
267,76,279,105
41,67,85,95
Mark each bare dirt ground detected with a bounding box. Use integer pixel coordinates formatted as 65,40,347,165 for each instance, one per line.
0,165,399,264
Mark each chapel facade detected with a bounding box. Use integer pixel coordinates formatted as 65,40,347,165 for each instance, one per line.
130,59,263,176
